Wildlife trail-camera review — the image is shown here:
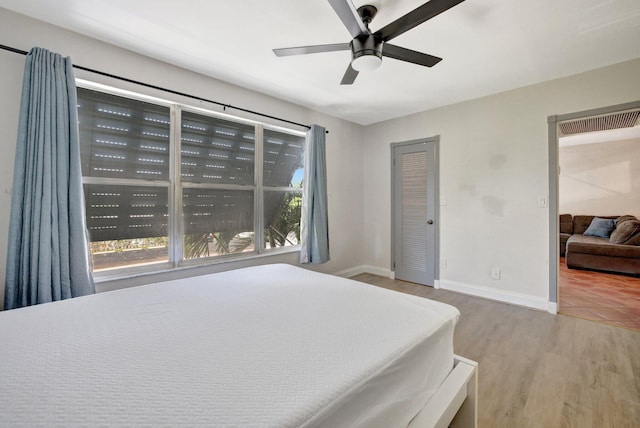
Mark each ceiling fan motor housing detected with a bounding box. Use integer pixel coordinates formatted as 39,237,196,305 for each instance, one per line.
351,35,383,61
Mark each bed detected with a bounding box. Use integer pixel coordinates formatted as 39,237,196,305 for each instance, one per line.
0,263,477,427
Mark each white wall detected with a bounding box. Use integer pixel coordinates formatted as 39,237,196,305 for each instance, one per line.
559,138,640,218
0,9,365,303
363,58,640,308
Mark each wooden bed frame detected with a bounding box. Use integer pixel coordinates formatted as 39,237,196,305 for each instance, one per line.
408,355,478,428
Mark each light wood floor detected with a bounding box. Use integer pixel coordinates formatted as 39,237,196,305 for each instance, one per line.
351,273,640,428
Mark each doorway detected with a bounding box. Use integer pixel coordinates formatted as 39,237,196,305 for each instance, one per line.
548,101,640,326
391,137,439,286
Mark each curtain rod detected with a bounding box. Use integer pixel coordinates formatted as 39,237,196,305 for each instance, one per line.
1,43,328,133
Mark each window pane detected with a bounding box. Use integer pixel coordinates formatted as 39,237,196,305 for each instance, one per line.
183,188,254,259
263,129,305,188
181,111,255,185
84,184,169,271
78,88,170,181
264,190,302,249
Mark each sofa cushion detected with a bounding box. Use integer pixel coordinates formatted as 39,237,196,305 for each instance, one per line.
566,234,640,258
573,215,594,235
610,219,640,244
559,214,573,234
583,217,616,238
559,232,571,257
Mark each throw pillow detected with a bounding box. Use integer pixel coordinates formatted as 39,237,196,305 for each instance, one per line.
624,231,640,246
616,215,637,225
583,217,616,238
610,220,640,244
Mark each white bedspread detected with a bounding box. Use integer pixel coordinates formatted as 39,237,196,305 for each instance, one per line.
0,264,459,427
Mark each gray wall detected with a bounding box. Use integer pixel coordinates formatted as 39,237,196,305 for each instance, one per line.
362,58,640,309
2,7,640,310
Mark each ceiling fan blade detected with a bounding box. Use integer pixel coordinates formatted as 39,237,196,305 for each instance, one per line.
328,0,368,38
273,43,350,57
374,0,466,42
382,44,442,67
340,63,359,85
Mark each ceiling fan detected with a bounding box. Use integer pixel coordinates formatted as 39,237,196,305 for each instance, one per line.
273,0,466,85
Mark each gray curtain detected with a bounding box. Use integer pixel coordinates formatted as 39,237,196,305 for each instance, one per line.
300,124,330,264
4,47,94,310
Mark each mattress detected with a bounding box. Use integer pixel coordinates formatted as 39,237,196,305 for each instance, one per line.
0,263,459,427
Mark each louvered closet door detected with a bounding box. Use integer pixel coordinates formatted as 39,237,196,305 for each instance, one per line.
393,141,436,286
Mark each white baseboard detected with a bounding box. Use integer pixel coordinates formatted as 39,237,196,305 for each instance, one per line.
335,267,556,313
439,279,552,312
334,265,394,279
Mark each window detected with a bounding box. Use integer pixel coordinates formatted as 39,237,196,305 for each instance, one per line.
77,84,305,274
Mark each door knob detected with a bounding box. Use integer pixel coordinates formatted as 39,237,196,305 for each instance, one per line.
427,219,433,224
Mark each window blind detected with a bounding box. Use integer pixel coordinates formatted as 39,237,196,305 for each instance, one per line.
78,88,305,244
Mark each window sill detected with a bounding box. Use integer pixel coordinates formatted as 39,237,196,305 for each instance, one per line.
93,245,301,291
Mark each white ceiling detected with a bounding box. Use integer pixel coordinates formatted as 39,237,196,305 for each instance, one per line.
560,125,640,147
2,0,640,125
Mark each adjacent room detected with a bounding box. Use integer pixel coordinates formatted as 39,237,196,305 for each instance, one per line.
0,0,639,426
558,112,640,330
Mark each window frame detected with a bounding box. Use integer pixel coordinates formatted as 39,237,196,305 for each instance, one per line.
77,80,306,280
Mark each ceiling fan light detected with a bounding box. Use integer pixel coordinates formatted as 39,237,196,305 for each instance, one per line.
352,54,382,72
350,35,383,72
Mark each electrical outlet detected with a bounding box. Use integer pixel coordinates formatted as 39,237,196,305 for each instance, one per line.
537,196,548,207
440,259,447,269
440,197,447,206
490,267,501,280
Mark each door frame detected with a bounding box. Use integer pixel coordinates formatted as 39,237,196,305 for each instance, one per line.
390,136,440,285
547,100,640,311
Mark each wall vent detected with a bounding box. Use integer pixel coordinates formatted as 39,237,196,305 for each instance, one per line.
559,110,640,135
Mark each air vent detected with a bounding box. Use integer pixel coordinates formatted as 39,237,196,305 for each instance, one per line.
559,110,640,135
